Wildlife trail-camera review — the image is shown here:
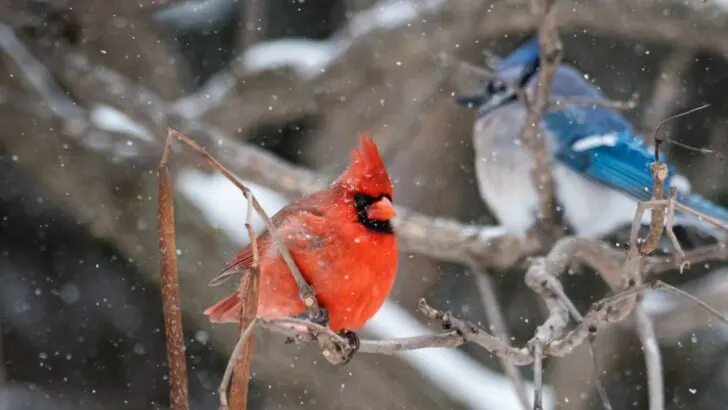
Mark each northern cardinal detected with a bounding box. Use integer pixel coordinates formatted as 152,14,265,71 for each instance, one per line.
204,134,398,336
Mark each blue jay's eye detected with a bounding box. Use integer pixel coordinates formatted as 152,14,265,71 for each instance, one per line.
487,80,508,95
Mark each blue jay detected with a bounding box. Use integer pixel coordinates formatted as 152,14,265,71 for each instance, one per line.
456,36,728,242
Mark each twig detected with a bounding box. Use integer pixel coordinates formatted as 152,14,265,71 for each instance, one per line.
532,343,544,410
157,133,190,410
219,318,258,410
636,163,670,255
473,269,531,410
523,238,614,409
228,189,262,410
418,299,534,365
587,335,613,410
635,306,664,410
645,243,728,277
525,257,570,410
259,317,465,353
520,0,563,238
548,92,639,113
645,269,728,343
238,0,267,51
651,280,728,323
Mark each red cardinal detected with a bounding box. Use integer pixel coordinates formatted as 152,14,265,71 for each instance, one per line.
204,134,398,335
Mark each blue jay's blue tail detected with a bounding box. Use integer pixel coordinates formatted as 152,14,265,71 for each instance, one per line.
675,192,728,239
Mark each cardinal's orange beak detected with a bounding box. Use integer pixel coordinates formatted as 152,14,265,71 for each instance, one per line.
367,197,396,221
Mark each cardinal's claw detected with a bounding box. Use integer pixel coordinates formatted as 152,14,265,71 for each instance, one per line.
311,308,329,327
334,329,360,365
339,329,360,351
294,307,330,327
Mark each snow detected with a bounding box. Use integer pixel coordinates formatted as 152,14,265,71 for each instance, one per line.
347,0,445,38
89,104,155,142
153,0,234,30
236,0,446,78
177,169,289,245
0,23,79,119
179,173,554,410
241,39,342,78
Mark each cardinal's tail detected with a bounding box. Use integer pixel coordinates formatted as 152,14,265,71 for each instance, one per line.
204,293,242,323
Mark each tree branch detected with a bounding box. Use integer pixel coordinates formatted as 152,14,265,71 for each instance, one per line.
520,0,562,238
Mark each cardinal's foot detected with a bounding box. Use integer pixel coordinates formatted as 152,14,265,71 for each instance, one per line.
311,308,330,327
294,308,330,327
336,329,360,365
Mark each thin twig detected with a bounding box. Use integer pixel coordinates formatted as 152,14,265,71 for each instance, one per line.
532,343,544,410
157,133,190,410
635,306,664,410
524,237,614,409
218,318,258,410
418,299,534,365
238,0,267,51
652,280,728,323
228,190,262,409
548,92,639,112
473,269,530,410
587,334,613,410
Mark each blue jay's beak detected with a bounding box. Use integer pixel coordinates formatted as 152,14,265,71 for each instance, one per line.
455,93,486,109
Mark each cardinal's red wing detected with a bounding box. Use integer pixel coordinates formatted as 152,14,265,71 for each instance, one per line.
207,196,330,287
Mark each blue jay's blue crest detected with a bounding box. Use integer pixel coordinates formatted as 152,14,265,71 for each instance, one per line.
458,35,728,242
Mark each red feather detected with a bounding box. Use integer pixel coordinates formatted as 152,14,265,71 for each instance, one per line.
204,135,398,332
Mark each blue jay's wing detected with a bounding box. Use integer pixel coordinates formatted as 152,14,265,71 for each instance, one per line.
543,66,674,202
554,130,668,203
547,65,728,232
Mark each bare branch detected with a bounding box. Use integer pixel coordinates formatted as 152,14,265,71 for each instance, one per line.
219,318,258,410
158,133,190,410
635,307,664,410
520,0,562,238
228,189,262,410
474,270,530,410
237,0,268,51
548,92,640,113
418,299,534,365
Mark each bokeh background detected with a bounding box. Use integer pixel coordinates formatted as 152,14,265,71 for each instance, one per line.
2,0,728,409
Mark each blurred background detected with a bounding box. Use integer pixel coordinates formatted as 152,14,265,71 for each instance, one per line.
2,0,728,409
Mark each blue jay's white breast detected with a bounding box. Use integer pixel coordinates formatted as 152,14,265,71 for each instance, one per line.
473,111,660,238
